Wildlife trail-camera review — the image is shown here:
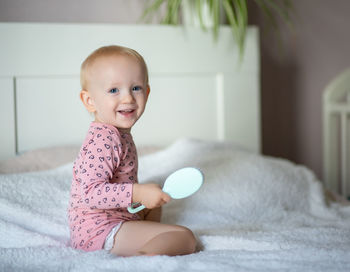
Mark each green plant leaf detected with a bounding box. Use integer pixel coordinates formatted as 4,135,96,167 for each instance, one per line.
223,0,245,55
264,0,293,26
212,0,220,40
140,0,294,57
254,0,278,30
196,0,207,31
141,0,166,23
234,0,248,56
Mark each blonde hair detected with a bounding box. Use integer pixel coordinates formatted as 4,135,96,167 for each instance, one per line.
80,45,149,90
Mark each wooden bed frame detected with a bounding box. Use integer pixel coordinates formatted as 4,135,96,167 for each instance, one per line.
0,23,260,161
323,68,350,197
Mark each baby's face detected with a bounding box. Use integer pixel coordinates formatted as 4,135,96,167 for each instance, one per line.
86,54,149,133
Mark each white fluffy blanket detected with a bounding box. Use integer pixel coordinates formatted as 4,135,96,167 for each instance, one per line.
1,139,350,271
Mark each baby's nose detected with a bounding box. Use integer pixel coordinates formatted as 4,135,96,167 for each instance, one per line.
121,91,135,103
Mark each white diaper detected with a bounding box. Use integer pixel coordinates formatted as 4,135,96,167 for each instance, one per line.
103,222,123,250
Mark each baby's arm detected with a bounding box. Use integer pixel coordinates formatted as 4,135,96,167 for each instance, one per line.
75,128,133,210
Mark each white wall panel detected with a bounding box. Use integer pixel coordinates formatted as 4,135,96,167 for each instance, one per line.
0,78,16,159
133,74,218,145
0,23,260,159
16,76,92,153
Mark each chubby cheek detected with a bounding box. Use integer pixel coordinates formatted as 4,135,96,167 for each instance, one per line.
95,101,118,119
137,95,148,110
98,97,118,110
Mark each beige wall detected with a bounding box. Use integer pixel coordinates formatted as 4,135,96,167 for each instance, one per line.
0,0,148,23
1,0,349,180
248,0,350,180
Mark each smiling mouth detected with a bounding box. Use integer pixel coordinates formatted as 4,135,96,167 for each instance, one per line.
118,109,135,116
118,109,134,113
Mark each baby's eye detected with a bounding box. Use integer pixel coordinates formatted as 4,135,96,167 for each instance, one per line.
132,86,142,92
109,88,119,94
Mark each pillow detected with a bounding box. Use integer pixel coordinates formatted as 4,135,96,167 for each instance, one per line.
0,145,80,174
0,145,163,174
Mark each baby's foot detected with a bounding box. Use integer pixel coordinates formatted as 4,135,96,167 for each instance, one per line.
137,251,157,256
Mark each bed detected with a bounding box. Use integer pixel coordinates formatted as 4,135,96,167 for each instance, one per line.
1,23,350,271
323,68,350,198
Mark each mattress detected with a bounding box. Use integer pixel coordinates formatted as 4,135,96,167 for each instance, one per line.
1,139,349,271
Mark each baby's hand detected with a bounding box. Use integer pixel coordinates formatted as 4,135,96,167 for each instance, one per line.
132,183,171,209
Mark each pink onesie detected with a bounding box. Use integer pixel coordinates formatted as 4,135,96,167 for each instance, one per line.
68,122,140,251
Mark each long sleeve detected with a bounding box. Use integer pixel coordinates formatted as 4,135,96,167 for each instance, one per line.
73,126,133,209
68,122,140,252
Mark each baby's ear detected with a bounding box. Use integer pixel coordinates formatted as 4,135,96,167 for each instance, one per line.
146,85,150,97
80,90,96,113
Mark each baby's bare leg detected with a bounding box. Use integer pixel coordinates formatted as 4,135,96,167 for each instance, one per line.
144,207,162,222
110,221,196,257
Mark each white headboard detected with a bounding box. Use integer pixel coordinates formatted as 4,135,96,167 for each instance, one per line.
0,23,260,160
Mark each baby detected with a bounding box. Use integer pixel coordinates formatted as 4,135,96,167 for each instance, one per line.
68,45,197,256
